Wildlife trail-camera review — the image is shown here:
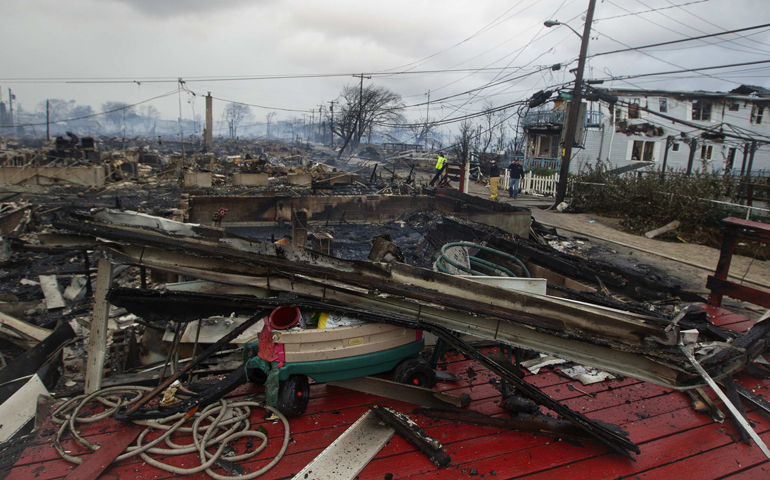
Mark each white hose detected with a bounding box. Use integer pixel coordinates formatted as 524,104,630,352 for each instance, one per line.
51,385,290,479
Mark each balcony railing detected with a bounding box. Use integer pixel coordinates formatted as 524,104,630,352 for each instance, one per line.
523,110,602,128
523,111,565,127
511,155,561,171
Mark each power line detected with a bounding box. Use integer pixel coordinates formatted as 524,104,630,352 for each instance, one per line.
0,89,179,129
633,0,770,55
662,0,770,49
606,0,770,56
593,0,713,21
590,22,770,57
380,0,538,73
593,28,754,85
611,98,770,142
595,59,770,82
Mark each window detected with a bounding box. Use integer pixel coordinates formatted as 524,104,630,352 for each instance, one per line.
632,140,657,161
659,98,668,113
751,105,765,125
672,142,680,152
728,102,740,112
700,145,713,160
692,100,712,121
628,98,640,119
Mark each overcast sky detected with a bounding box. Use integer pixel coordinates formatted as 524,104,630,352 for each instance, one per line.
1,0,769,131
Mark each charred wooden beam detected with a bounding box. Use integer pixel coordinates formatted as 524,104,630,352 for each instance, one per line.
414,408,596,444
370,406,451,468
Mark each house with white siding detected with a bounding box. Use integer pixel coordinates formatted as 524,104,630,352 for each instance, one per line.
520,85,770,175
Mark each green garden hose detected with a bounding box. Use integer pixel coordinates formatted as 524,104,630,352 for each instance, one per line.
434,242,531,278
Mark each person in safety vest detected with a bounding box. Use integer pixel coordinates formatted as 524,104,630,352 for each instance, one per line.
430,152,447,186
489,158,500,200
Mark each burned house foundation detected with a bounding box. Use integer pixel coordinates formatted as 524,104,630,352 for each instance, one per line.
184,191,532,238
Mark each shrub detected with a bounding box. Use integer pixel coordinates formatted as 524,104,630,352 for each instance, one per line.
570,162,751,237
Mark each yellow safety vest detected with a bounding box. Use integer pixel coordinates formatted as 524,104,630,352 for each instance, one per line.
435,155,446,170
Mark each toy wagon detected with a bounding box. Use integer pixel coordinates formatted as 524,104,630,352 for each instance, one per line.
244,306,436,416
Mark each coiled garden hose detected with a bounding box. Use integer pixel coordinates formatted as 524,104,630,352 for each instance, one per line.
435,241,531,278
51,385,290,479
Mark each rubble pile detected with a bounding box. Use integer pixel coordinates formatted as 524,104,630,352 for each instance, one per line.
0,136,769,478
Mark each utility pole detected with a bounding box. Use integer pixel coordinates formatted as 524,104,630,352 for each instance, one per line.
46,99,50,141
552,0,597,207
177,78,185,159
425,89,431,150
660,136,673,181
318,104,324,140
310,109,316,143
328,100,336,148
739,142,750,177
8,88,14,128
353,74,371,147
686,138,698,176
204,92,213,146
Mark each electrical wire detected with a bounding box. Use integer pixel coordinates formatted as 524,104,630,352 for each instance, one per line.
589,23,770,58
633,0,770,55
0,89,179,129
594,59,770,83
593,0,713,21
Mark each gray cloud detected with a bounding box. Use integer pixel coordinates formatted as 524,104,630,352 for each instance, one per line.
105,0,263,17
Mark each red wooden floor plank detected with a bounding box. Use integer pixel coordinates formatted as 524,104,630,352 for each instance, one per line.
6,372,670,479
62,423,142,480
391,398,722,480
722,461,770,479
509,410,769,480
18,375,679,480
632,431,770,480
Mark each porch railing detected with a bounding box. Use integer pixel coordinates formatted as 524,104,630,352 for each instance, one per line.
511,155,561,171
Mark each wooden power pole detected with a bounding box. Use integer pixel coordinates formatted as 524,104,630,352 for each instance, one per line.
553,0,598,207
353,74,371,146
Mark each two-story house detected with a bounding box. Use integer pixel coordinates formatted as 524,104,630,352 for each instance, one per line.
520,84,770,175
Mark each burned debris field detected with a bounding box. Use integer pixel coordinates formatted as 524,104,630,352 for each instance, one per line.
0,135,768,480
2,0,770,472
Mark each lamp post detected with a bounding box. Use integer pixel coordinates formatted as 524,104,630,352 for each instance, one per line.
547,0,598,208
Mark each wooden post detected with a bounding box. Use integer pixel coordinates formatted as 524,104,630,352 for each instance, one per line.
660,136,673,181
741,141,758,206
292,209,308,248
746,141,757,178
739,142,749,177
707,229,737,308
686,138,697,176
85,259,114,394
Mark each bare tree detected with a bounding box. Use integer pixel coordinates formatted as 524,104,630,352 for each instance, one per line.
101,102,134,132
224,102,251,139
407,118,438,148
38,99,75,122
478,101,501,154
329,83,404,158
139,105,160,134
452,119,474,167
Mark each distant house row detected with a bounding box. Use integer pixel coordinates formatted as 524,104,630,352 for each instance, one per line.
522,84,770,175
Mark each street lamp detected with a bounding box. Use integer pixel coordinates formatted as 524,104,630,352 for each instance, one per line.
544,19,583,39
543,0,598,209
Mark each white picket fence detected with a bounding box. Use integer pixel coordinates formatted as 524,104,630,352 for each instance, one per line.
501,170,560,196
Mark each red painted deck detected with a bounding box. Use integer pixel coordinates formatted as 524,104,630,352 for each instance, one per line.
2,304,769,480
